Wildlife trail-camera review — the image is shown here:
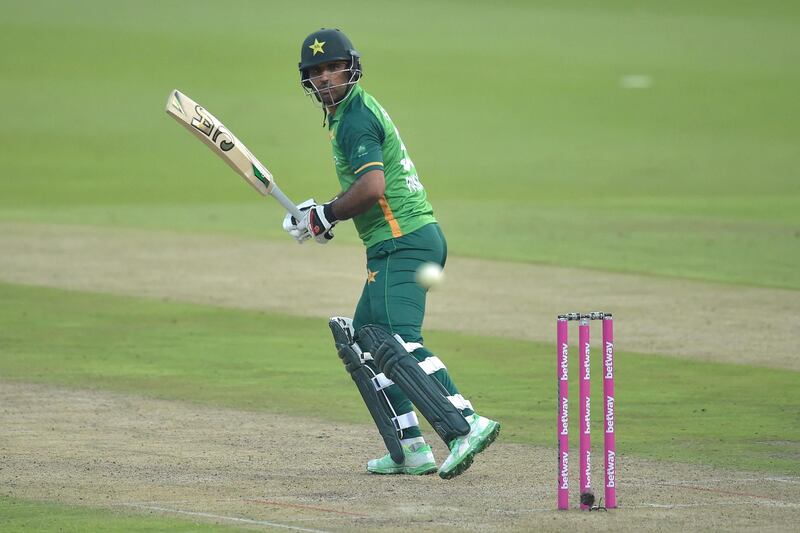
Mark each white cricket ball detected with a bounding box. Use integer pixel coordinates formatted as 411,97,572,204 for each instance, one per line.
415,262,444,289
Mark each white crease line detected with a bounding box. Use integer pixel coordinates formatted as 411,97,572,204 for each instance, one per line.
652,482,798,506
766,477,800,484
659,478,800,485
639,501,800,509
124,503,331,533
624,476,800,486
512,500,800,514
129,498,264,506
496,503,743,514
639,502,738,509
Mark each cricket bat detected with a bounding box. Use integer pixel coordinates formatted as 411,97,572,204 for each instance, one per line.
165,89,303,221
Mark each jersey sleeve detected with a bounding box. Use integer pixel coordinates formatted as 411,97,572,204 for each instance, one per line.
336,107,386,178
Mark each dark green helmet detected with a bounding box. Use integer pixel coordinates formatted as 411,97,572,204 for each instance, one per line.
298,28,361,85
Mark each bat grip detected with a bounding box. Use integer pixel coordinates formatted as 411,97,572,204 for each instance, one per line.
269,184,304,221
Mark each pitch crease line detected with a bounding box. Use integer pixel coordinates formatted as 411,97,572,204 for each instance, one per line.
124,503,331,533
245,498,369,517
656,482,792,503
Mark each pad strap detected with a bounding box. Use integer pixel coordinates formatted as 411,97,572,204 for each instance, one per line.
330,317,405,463
392,411,419,431
371,356,446,391
394,334,423,353
362,336,422,364
358,324,470,444
448,394,473,411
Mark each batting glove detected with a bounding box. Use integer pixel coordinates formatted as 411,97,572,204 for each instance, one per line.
299,202,338,244
282,198,316,244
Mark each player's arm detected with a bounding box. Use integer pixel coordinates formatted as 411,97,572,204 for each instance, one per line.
326,170,385,221
288,110,385,244
324,113,386,222
293,167,382,243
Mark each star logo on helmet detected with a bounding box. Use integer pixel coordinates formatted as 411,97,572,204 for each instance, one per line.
309,39,326,56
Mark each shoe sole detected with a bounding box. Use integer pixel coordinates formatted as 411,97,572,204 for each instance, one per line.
367,464,437,475
438,421,501,480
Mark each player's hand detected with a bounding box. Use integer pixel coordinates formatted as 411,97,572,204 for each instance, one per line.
282,198,315,244
298,202,338,244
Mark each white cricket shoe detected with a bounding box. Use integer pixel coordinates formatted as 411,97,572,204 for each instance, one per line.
438,414,500,479
367,442,437,475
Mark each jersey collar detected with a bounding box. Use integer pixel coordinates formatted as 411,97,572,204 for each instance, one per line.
327,83,363,128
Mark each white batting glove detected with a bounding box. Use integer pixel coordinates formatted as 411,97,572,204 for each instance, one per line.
297,202,338,244
282,198,316,244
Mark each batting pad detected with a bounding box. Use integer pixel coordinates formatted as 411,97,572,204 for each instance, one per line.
358,325,470,444
330,318,405,464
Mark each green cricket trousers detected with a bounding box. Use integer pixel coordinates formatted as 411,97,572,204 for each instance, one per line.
353,222,473,440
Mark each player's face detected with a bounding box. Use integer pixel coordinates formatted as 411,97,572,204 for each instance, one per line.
306,61,352,106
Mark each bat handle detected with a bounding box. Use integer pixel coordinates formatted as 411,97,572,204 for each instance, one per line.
269,183,305,221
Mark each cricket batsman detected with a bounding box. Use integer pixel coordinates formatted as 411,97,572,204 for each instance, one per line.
283,28,500,479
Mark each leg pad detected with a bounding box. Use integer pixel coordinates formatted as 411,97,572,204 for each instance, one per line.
330,318,405,464
358,324,470,444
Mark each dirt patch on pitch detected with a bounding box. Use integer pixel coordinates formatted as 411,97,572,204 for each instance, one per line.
2,382,798,532
1,222,798,370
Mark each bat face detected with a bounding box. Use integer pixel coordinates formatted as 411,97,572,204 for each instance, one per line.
165,89,273,196
189,105,235,152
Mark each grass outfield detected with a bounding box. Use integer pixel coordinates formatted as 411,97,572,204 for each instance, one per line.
1,1,799,288
1,0,798,528
0,496,245,532
2,283,798,476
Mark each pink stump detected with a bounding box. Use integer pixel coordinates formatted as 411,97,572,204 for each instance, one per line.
557,317,569,510
603,315,617,508
578,318,591,509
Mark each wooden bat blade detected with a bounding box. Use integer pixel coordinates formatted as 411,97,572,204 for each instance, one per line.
165,89,274,196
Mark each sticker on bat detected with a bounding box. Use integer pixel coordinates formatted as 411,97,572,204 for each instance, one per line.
190,105,235,152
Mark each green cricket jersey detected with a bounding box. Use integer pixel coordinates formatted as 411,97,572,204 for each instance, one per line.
328,83,436,247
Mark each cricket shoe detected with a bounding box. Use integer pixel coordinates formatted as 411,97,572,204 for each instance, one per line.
367,442,437,475
438,414,501,479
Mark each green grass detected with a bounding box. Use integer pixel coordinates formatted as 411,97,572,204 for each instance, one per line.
2,283,798,475
2,2,798,529
1,1,799,288
0,496,245,532
2,199,797,288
